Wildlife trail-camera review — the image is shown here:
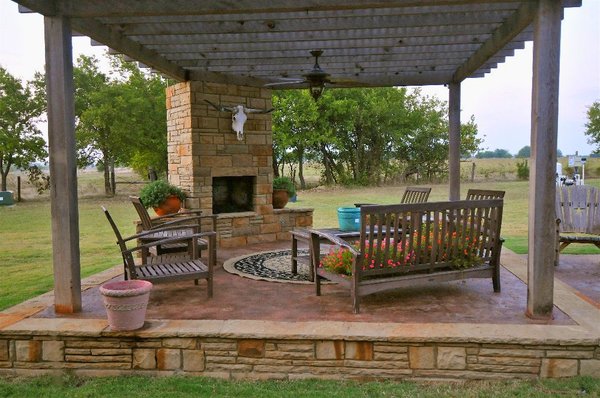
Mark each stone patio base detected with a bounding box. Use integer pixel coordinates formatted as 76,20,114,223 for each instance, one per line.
1,318,599,380
1,250,599,380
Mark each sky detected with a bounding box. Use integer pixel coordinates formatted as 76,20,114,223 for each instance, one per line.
1,1,599,156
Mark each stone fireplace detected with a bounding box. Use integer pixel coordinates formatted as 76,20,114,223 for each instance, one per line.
166,81,312,247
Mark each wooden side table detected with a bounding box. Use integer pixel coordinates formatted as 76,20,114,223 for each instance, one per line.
290,228,361,281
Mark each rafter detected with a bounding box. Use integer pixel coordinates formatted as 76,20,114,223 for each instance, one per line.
452,1,536,82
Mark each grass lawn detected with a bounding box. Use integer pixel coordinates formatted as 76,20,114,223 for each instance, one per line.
0,374,598,397
1,172,599,311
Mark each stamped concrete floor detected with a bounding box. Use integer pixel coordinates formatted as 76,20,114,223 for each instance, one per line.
33,240,600,326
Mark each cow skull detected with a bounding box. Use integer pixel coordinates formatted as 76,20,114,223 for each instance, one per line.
205,100,274,141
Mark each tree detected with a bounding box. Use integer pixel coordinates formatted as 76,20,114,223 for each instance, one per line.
0,66,46,191
73,55,168,195
271,87,482,186
476,149,513,159
584,101,600,152
516,145,530,158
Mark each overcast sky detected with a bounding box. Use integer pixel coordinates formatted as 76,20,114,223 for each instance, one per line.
1,1,599,156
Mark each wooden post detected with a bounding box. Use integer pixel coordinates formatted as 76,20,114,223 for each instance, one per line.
44,16,82,313
471,162,476,182
17,176,21,202
527,0,562,319
448,82,461,200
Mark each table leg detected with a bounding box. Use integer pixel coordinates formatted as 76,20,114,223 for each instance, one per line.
291,235,298,274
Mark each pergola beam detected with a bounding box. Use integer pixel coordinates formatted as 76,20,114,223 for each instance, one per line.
526,0,562,319
448,82,461,200
69,18,189,81
452,1,536,82
44,15,81,313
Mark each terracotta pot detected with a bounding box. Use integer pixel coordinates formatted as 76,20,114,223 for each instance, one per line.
153,195,182,216
100,280,152,331
272,189,289,209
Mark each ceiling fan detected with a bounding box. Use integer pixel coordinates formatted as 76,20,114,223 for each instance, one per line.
265,50,359,101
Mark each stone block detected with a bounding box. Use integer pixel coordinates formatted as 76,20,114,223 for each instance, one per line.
42,341,64,362
238,340,265,358
540,358,578,378
133,349,156,370
345,342,373,361
409,346,435,369
580,359,600,377
162,338,197,349
0,340,8,361
437,347,466,370
316,341,344,360
260,223,281,234
183,350,206,372
157,348,181,370
15,340,42,362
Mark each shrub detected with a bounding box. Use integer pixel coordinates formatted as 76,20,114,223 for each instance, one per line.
139,180,186,208
273,176,296,198
516,160,529,180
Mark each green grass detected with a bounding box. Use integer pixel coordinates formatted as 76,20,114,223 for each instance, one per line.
0,374,598,397
2,171,599,311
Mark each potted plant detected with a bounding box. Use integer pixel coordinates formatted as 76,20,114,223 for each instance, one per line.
139,180,187,216
272,176,296,209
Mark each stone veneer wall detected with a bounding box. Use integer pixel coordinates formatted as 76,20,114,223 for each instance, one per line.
1,333,599,379
166,81,312,247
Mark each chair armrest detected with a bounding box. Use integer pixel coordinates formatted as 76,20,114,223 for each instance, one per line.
149,209,203,223
148,215,204,229
123,231,216,255
122,223,201,242
309,229,360,256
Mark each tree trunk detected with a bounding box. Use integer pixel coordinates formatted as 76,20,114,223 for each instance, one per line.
298,148,306,189
272,154,280,178
0,158,11,191
110,160,116,196
102,152,111,196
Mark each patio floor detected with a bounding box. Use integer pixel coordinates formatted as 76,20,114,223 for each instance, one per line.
31,240,598,325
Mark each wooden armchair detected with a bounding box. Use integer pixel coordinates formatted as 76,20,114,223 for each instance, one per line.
466,189,505,200
130,196,216,257
555,185,600,265
401,186,432,203
354,186,431,207
102,206,215,297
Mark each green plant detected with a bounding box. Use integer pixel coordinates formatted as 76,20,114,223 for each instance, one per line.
516,160,529,180
138,180,186,208
273,176,296,198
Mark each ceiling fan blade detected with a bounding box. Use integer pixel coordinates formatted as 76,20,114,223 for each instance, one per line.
264,78,305,87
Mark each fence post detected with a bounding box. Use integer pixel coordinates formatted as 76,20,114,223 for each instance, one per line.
471,162,476,182
17,176,21,202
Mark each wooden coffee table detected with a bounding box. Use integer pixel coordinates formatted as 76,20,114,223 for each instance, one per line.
290,228,361,281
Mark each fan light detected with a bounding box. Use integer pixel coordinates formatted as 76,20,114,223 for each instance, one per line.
309,83,325,101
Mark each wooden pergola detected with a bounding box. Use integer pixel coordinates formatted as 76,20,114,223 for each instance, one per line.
13,0,581,318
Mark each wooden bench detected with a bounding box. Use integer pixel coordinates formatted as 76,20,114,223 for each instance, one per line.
309,199,504,313
555,185,600,265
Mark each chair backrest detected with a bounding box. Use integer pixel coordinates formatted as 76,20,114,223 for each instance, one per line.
556,185,600,234
130,196,154,230
102,206,137,278
465,189,505,201
401,186,431,204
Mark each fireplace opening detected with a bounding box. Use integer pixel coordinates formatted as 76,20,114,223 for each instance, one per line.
212,176,255,214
